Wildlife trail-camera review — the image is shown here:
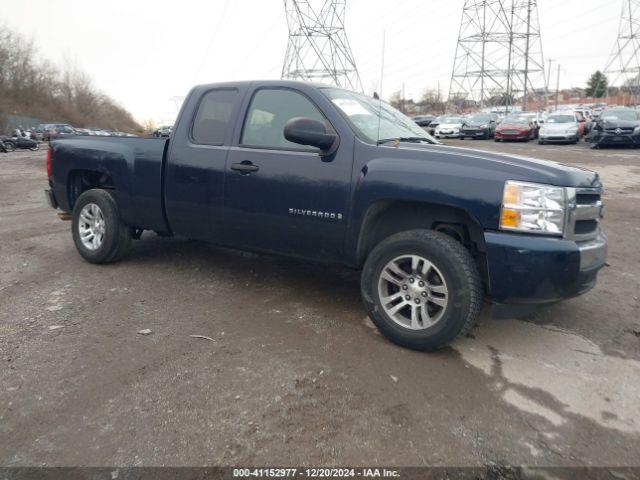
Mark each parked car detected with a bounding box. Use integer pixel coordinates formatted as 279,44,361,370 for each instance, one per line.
45,124,76,141
434,116,465,138
153,126,173,137
517,112,546,138
32,125,47,141
2,135,40,151
494,116,535,142
426,115,445,135
45,80,607,351
589,108,640,148
411,115,435,127
538,112,581,144
460,113,498,139
74,128,92,136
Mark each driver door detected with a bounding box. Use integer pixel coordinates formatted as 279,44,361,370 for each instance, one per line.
223,87,353,261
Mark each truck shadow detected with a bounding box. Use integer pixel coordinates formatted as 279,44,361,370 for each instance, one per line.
124,232,364,317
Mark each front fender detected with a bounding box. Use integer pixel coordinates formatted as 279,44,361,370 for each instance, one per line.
345,150,504,264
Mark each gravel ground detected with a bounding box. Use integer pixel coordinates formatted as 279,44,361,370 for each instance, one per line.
0,140,639,467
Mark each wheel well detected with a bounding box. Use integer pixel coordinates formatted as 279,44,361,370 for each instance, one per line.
356,200,488,284
67,170,115,209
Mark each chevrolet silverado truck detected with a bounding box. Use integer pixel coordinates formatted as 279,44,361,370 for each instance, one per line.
45,80,607,351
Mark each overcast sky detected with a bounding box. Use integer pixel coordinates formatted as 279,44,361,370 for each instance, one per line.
3,0,623,124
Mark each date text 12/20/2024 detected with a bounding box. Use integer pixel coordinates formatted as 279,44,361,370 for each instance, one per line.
233,468,400,478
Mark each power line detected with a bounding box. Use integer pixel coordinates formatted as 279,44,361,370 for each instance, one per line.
603,0,640,104
447,0,547,112
281,0,363,92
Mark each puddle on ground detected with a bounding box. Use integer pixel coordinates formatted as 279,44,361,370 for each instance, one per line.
455,319,640,433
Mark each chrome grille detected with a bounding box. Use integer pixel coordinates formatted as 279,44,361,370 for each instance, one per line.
605,127,634,134
565,187,603,241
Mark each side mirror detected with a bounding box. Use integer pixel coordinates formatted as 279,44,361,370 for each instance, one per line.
284,117,337,154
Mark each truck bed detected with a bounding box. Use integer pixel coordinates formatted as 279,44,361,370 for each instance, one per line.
49,136,170,232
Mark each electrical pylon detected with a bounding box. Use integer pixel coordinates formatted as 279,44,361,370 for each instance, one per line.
603,0,640,104
448,0,547,112
281,0,363,92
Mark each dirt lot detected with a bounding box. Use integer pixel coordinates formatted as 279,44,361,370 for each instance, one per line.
1,140,639,467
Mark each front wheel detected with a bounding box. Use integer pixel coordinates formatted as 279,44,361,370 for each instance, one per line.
361,230,482,351
72,189,132,264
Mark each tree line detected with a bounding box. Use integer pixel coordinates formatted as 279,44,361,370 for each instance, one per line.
0,24,141,133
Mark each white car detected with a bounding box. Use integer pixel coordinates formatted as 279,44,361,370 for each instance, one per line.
434,116,465,138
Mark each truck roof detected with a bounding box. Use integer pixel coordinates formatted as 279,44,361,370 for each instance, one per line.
192,79,342,91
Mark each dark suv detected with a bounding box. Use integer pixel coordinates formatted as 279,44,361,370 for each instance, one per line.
590,108,640,148
461,113,498,139
45,124,76,142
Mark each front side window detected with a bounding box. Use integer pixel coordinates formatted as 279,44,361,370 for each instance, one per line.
192,89,238,145
241,88,327,150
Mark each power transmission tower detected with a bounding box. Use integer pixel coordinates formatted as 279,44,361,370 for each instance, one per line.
603,0,640,104
281,0,363,92
447,0,546,112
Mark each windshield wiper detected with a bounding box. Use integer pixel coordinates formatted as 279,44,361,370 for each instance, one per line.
377,136,432,145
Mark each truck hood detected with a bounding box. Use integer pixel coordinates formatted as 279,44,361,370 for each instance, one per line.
385,142,600,188
598,119,640,128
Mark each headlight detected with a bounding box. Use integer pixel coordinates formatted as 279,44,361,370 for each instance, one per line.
633,126,640,134
500,181,566,235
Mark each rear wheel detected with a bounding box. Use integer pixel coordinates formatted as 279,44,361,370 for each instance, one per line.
3,141,16,152
72,189,131,264
361,230,482,351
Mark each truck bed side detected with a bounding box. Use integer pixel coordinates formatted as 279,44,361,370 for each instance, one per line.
49,136,170,232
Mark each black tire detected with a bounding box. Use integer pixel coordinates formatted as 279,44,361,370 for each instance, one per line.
29,143,40,151
538,140,545,145
72,189,131,264
3,141,16,152
361,230,482,351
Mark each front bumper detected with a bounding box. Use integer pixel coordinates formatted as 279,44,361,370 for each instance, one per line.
539,132,578,142
435,130,460,138
496,131,530,140
484,231,607,317
461,128,489,138
590,132,640,147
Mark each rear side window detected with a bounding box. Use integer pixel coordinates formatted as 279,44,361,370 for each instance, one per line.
191,89,238,145
241,88,327,150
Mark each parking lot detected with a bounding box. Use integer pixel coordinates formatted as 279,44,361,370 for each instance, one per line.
1,141,639,467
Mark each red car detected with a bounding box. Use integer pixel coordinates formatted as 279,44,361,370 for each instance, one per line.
495,116,535,142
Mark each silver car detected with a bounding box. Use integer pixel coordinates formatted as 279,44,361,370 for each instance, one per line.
538,112,580,145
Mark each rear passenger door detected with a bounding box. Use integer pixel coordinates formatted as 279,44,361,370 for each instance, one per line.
164,87,244,240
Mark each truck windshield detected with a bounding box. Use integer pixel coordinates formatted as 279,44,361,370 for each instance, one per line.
321,87,438,144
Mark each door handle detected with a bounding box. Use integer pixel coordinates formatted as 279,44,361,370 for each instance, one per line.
230,161,259,174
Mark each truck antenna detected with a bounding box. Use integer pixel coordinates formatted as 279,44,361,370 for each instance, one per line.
376,30,387,144
376,30,386,145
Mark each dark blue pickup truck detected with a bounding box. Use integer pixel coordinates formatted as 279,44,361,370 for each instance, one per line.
45,80,607,350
